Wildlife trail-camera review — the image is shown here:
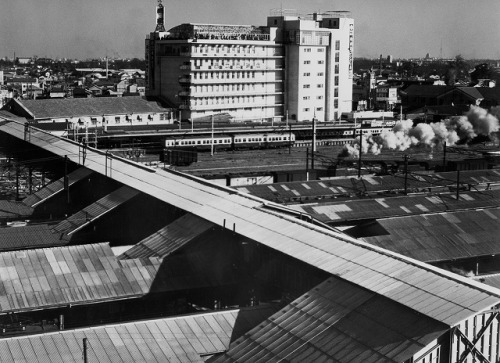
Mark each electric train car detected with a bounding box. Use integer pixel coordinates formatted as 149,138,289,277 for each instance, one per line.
164,135,232,150
164,132,296,151
233,133,295,149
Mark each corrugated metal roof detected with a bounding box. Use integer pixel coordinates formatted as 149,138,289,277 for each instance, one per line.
16,97,167,120
210,277,449,363
0,224,64,252
121,213,215,259
0,309,266,363
52,185,139,236
0,243,161,313
235,170,500,202
0,201,33,220
359,207,500,262
22,168,93,207
290,189,500,224
1,120,499,328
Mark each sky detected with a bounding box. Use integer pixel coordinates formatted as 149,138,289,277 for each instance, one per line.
1,0,499,60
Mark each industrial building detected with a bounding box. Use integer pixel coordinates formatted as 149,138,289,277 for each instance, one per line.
145,2,354,122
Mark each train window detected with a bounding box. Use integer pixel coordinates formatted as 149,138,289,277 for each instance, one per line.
243,138,247,142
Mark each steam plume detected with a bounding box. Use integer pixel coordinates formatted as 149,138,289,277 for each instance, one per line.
341,106,499,157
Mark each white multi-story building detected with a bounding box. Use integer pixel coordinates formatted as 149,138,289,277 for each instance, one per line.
146,5,353,122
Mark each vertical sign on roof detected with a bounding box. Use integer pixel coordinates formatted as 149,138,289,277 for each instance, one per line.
348,22,354,79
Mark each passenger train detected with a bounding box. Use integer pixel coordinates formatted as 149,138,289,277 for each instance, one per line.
164,133,296,150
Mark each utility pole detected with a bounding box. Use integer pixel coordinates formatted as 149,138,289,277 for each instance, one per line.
357,131,363,178
311,116,316,170
210,114,214,156
15,163,20,201
83,338,88,363
442,142,447,171
456,169,460,200
403,154,410,195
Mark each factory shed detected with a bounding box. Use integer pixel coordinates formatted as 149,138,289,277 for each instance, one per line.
0,243,161,314
354,207,500,264
3,120,500,362
0,307,278,363
289,189,500,225
209,277,450,363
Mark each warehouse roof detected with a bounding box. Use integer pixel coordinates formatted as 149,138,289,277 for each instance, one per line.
289,189,500,224
235,170,500,203
0,224,64,252
22,167,93,208
358,207,500,262
52,185,139,237
1,120,500,329
0,307,278,363
121,213,215,259
0,243,161,314
210,277,449,362
8,96,167,120
0,201,33,220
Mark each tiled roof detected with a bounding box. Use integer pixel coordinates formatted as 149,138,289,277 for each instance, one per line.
0,243,161,313
359,207,500,262
16,96,168,120
0,224,64,252
210,277,449,363
1,119,500,329
403,85,454,97
0,308,277,363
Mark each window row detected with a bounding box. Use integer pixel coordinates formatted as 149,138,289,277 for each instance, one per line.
303,107,323,112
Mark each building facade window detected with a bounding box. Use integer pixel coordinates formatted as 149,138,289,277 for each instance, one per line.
335,40,340,50
334,76,339,86
317,48,325,52
304,60,311,64
304,108,310,111
335,64,339,74
303,96,310,100
303,84,310,88
335,52,340,62
317,84,324,88
317,72,324,76
334,88,338,97
303,72,310,76
334,99,338,108
304,48,311,52
318,60,324,65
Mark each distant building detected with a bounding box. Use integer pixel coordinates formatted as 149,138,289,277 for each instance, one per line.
1,96,173,136
145,3,353,122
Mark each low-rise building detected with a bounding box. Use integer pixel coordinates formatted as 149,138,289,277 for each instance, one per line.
1,96,173,136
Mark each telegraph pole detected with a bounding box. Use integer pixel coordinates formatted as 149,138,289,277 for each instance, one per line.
83,338,88,363
357,131,363,178
210,114,214,156
404,154,410,195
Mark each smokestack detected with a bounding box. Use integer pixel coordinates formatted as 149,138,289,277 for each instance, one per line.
155,0,166,32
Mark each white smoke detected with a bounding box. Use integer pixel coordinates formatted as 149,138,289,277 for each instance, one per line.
341,106,499,157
